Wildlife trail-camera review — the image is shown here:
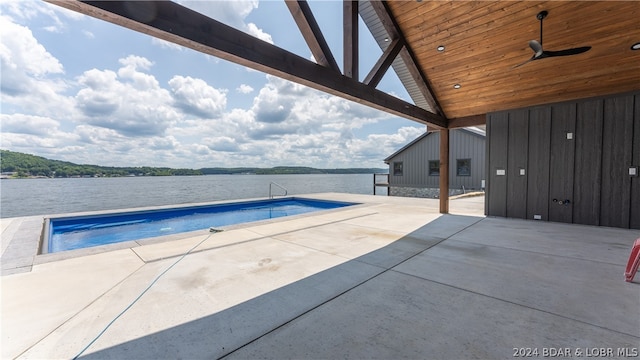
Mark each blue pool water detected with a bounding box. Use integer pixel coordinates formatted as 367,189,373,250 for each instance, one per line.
47,197,356,253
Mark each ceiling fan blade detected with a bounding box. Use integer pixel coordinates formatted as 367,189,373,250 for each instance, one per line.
529,40,543,56
544,46,591,57
514,11,590,70
513,55,536,68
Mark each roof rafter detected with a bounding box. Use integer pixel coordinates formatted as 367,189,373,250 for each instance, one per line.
448,114,486,129
46,0,447,129
364,37,404,88
367,1,446,119
285,1,340,73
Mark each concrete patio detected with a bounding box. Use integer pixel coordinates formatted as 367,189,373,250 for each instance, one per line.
1,193,639,359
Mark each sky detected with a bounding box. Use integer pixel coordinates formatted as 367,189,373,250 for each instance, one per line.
0,0,427,169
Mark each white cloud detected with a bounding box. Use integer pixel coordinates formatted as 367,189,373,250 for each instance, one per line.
169,75,227,118
246,22,273,44
0,2,419,170
0,0,82,32
251,84,291,124
0,114,60,136
236,84,254,94
347,126,426,161
179,0,257,27
156,75,419,168
74,57,180,137
0,14,74,118
0,113,79,155
178,0,272,44
75,124,124,145
117,55,158,89
149,135,179,151
0,15,63,84
205,136,240,152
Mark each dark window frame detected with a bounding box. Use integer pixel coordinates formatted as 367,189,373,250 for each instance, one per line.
393,161,403,176
428,160,440,176
456,158,471,177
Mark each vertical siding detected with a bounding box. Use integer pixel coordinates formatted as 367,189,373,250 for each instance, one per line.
631,94,640,229
506,109,528,219
600,95,634,228
526,107,551,221
387,129,486,190
448,130,485,190
548,103,576,223
424,133,440,188
487,91,640,230
487,113,509,217
573,99,603,226
387,133,438,188
485,118,491,215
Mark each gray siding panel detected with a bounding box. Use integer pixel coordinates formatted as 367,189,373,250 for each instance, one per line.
526,107,551,221
600,95,634,228
386,129,485,190
573,99,603,226
449,130,485,190
488,113,508,217
387,133,437,188
487,91,639,229
485,117,491,215
632,94,640,229
424,133,440,188
506,109,528,219
548,103,576,224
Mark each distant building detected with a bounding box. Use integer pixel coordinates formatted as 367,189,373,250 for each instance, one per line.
383,127,486,198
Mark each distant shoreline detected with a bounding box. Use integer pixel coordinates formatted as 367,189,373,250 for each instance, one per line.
1,150,387,179
0,172,388,180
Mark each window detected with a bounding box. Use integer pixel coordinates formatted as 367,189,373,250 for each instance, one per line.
456,159,471,176
393,162,403,176
428,160,439,176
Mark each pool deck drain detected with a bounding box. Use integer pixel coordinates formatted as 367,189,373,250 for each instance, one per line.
2,193,639,359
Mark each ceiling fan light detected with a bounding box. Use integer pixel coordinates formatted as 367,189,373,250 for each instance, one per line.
631,42,640,50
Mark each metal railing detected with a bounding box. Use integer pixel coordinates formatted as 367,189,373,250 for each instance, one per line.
373,173,390,196
269,182,288,199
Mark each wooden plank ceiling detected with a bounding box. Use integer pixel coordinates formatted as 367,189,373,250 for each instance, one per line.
387,1,640,119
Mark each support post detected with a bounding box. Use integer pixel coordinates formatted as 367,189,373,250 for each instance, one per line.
373,173,376,195
439,129,449,214
343,1,358,79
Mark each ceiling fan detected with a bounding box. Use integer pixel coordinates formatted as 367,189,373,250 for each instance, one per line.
514,10,591,68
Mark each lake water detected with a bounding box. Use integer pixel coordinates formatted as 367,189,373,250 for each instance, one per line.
0,174,387,218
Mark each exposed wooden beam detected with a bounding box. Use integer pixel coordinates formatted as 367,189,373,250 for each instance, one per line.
368,1,446,117
285,1,340,73
47,1,447,128
448,114,486,129
364,38,403,88
343,1,359,79
439,129,450,214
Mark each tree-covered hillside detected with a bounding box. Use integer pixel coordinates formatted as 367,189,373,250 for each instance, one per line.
0,150,201,177
0,150,386,178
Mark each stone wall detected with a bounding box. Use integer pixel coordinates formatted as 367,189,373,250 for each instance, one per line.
389,186,466,199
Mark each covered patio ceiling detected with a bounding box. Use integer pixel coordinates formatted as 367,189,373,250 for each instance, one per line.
384,1,640,120
47,1,639,130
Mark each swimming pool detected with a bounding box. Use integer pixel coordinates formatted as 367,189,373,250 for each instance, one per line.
44,197,357,253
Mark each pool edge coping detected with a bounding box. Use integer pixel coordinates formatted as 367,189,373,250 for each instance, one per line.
2,195,375,273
